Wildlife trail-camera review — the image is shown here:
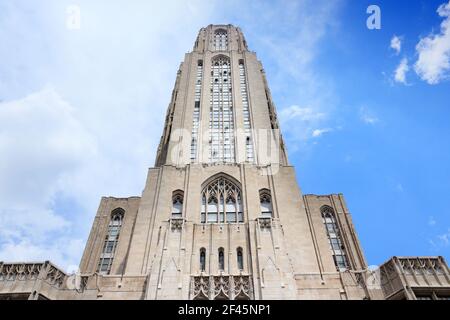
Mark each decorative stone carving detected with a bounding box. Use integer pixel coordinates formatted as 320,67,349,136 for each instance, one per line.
233,275,252,300
0,262,66,288
192,276,210,300
258,217,272,229
398,258,445,276
213,275,230,299
191,275,252,300
170,218,184,231
0,263,41,281
45,264,66,288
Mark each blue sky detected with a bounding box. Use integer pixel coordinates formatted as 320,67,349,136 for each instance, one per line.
0,0,449,271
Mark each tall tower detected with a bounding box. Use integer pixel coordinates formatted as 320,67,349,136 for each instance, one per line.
78,24,371,300
2,24,449,301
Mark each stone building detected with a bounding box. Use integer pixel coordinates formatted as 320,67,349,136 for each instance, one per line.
1,24,449,300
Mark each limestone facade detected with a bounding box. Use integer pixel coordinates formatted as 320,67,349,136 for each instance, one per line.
1,24,449,300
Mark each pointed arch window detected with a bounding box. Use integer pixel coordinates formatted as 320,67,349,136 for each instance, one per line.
321,206,349,271
237,247,244,270
259,189,273,218
172,190,184,219
218,248,225,271
201,175,243,223
200,248,206,272
98,208,124,275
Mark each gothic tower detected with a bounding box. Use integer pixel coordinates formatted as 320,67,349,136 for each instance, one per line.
77,24,373,300
2,24,449,301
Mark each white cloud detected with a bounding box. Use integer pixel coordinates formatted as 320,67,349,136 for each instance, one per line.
279,105,326,122
312,128,333,137
428,228,450,251
390,35,402,55
394,58,410,84
437,229,450,246
0,238,84,269
414,0,450,84
0,86,96,267
279,105,329,146
359,107,379,124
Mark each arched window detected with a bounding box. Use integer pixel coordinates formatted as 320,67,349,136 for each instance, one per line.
200,248,206,272
321,206,349,271
172,190,184,219
214,29,228,51
209,55,235,163
201,175,243,223
237,247,244,270
218,248,225,271
98,208,124,275
259,189,273,218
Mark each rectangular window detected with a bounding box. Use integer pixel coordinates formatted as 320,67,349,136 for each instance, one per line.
334,255,348,269
104,241,115,253
226,212,236,222
209,58,235,163
190,64,203,162
239,63,253,162
207,212,218,222
99,258,111,272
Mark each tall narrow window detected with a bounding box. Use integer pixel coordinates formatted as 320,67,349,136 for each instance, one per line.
214,29,228,51
98,208,124,275
172,190,184,219
218,248,225,271
200,248,206,272
191,60,203,161
237,247,244,270
321,206,349,271
239,61,254,162
209,56,235,163
201,175,243,223
259,189,273,218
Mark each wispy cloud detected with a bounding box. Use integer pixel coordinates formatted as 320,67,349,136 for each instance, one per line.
394,58,410,84
390,35,402,55
429,228,450,250
237,0,343,152
279,105,326,122
437,230,450,246
0,86,93,267
312,128,333,137
395,183,404,192
359,107,379,125
279,105,329,148
414,0,450,84
428,216,437,226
